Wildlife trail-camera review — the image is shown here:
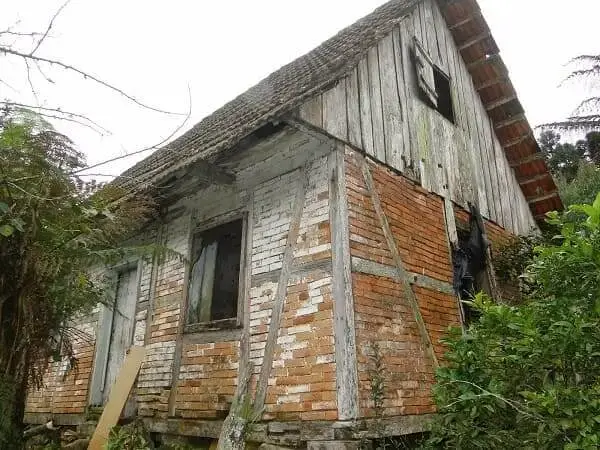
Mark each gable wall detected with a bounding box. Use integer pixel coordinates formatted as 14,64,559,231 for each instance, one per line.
297,0,537,236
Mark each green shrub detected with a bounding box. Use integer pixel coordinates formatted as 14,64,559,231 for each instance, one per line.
426,194,600,449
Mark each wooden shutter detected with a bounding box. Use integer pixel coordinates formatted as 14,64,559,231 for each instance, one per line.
414,37,438,107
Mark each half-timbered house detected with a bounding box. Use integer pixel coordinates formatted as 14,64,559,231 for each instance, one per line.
25,0,561,447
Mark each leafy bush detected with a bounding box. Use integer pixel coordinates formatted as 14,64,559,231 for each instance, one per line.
426,194,600,449
106,420,153,450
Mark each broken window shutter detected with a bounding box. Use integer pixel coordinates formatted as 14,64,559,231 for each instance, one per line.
414,37,438,107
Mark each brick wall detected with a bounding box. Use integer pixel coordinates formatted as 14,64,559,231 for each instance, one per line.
25,321,96,416
345,149,460,418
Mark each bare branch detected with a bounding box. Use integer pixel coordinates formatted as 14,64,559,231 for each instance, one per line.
0,46,185,116
2,102,111,135
30,0,71,55
24,58,40,107
0,31,47,38
72,84,193,174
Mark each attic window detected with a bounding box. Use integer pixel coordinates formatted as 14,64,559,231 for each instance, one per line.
186,219,244,329
414,37,455,123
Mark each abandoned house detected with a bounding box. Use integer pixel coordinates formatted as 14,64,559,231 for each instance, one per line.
24,0,562,446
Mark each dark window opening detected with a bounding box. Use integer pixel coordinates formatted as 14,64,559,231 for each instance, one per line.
413,37,455,124
433,67,454,123
187,219,243,325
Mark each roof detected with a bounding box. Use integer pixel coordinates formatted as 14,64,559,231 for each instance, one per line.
118,0,561,221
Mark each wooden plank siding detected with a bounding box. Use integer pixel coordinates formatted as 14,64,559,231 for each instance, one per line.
294,0,534,235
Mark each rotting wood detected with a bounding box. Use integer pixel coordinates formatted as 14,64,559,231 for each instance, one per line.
378,35,405,171
238,192,254,391
253,166,308,414
358,155,439,368
144,222,164,345
367,46,386,162
475,75,509,91
329,144,359,420
323,80,348,142
346,68,362,149
357,57,375,157
494,113,526,130
503,133,533,149
447,11,482,31
167,213,196,416
465,53,502,70
216,361,254,450
484,94,518,112
509,152,544,168
88,346,146,450
457,31,491,51
299,94,323,128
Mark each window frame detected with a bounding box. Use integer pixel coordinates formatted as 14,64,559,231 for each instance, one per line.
413,36,455,124
183,210,249,334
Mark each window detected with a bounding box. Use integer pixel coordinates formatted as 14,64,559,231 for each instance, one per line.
187,219,243,327
414,37,455,123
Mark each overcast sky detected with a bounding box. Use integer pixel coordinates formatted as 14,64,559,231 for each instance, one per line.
1,0,598,178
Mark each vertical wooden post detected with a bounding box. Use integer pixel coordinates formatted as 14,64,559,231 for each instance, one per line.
329,144,359,420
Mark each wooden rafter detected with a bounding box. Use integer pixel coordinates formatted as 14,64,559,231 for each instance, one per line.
527,190,560,204
458,31,491,51
447,10,482,30
503,133,533,149
494,113,526,130
485,94,518,112
518,173,553,186
509,152,544,168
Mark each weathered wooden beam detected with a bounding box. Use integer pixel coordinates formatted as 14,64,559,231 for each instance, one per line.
485,94,518,111
350,257,455,295
509,152,544,168
329,144,359,420
518,173,552,186
447,10,482,30
502,133,533,149
358,155,439,368
494,113,526,130
253,165,308,414
527,190,559,204
475,75,509,91
466,53,502,70
458,31,491,51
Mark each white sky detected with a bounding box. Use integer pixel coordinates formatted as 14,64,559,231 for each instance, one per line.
1,0,598,178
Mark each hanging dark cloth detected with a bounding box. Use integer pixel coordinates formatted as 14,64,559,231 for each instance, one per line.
452,203,488,302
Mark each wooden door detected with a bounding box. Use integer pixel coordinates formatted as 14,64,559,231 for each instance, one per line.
102,267,138,404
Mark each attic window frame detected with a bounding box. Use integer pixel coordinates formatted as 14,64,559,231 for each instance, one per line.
184,211,248,334
413,37,455,124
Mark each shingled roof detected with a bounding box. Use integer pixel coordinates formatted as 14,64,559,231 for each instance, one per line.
118,0,561,220
118,0,419,190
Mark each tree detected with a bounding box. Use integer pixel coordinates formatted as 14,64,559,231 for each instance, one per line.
0,110,154,448
0,1,190,177
543,55,600,133
426,194,600,449
538,130,585,182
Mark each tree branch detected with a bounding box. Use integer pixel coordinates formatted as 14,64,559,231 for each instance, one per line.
2,102,111,135
0,46,185,116
30,0,71,55
71,84,192,174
